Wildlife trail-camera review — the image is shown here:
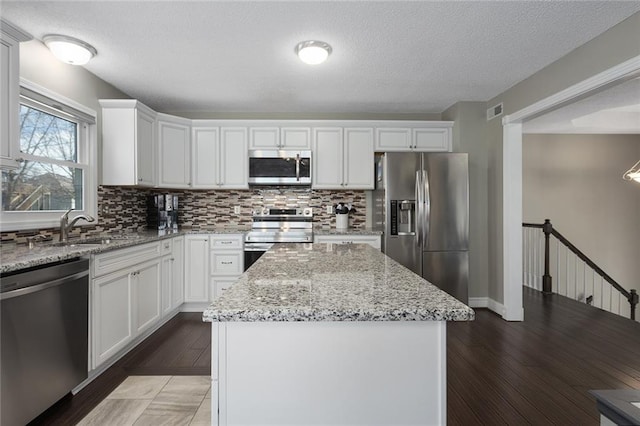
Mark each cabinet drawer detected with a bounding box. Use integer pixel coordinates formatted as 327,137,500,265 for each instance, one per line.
160,238,173,255
210,234,243,250
210,277,238,302
210,251,243,275
92,242,161,278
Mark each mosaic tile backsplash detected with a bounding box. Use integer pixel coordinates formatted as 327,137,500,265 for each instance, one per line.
1,186,367,243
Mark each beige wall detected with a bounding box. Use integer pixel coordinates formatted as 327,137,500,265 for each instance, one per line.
483,12,640,304
523,133,640,291
443,102,489,299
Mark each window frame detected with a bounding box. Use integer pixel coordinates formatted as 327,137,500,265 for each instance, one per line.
0,79,97,231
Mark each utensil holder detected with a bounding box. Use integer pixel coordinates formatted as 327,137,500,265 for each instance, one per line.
336,213,349,230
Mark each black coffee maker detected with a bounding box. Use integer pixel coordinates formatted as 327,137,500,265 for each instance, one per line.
147,194,178,230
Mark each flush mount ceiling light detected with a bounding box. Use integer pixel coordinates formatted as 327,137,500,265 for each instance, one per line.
623,159,640,183
43,34,97,65
295,40,332,65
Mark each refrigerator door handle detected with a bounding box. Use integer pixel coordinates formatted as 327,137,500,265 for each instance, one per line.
424,168,431,247
415,171,422,246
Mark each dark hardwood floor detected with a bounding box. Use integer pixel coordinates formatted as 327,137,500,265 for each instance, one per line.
29,313,210,426
447,287,640,425
31,287,640,425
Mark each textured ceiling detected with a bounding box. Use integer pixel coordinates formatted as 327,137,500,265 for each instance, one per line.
2,1,640,115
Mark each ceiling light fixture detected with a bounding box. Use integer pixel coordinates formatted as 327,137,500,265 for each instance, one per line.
295,40,332,65
43,34,97,65
623,159,640,183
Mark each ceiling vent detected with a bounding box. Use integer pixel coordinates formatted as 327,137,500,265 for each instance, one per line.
487,103,503,121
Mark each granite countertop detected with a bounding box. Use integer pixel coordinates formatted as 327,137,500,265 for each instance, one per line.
313,226,383,236
203,243,474,323
0,226,250,275
1,225,381,274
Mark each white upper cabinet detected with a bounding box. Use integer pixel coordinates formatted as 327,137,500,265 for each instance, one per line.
281,127,311,149
191,126,219,188
313,127,374,190
192,125,248,189
0,20,31,170
100,99,157,186
375,122,452,152
343,128,374,189
157,114,191,188
220,127,249,188
249,126,311,149
312,128,343,188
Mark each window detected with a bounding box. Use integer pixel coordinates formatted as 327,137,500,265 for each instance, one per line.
0,82,96,231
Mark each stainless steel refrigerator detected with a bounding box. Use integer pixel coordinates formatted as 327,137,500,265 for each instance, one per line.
373,152,469,303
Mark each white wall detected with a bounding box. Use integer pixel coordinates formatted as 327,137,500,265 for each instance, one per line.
484,11,640,304
523,133,640,291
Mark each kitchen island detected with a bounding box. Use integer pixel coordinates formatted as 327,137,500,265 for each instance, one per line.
203,243,474,426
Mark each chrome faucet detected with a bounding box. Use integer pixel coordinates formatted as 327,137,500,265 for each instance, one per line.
59,208,95,242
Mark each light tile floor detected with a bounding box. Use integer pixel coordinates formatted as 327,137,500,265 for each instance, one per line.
78,376,211,426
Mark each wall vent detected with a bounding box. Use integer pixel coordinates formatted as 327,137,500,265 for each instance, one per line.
487,103,503,121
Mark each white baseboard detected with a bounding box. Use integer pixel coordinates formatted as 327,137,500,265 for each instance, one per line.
468,297,505,317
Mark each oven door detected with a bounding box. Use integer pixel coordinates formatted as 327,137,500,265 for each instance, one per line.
244,242,274,271
248,150,311,185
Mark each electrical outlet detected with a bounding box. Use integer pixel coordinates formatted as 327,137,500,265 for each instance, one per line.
234,206,241,214
326,205,333,214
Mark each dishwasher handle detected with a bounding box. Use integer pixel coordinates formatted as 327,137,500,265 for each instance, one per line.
0,270,88,301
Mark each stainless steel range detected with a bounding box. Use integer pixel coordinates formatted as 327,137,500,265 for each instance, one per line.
244,207,313,270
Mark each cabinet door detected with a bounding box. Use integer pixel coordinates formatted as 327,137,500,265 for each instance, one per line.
375,128,412,151
220,127,248,189
343,128,374,189
161,255,173,316
171,236,185,309
133,259,162,335
413,128,451,151
249,127,279,149
93,270,133,367
184,235,210,302
312,128,343,189
192,127,220,188
158,119,190,187
282,127,311,149
136,109,156,186
0,33,21,169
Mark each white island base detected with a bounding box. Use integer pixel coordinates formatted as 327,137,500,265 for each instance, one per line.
211,320,446,426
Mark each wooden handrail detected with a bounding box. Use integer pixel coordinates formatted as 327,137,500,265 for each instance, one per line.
523,219,638,320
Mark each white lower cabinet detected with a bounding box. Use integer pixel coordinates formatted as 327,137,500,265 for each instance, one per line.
210,234,244,302
93,268,133,367
91,239,179,369
314,235,381,250
184,235,210,302
171,236,185,309
132,259,162,335
161,237,184,316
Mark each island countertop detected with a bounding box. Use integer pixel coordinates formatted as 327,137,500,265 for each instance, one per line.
203,243,474,322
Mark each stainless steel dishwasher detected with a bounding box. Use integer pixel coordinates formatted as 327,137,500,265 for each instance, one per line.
1,258,89,426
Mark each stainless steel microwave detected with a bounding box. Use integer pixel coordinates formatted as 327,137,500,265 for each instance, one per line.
248,150,312,185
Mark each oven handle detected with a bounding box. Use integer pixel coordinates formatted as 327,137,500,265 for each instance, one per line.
244,243,274,252
295,153,300,181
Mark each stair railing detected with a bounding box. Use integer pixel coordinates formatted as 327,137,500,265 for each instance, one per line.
523,219,638,321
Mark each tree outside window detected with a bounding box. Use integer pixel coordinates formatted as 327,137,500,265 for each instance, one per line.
2,103,84,211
